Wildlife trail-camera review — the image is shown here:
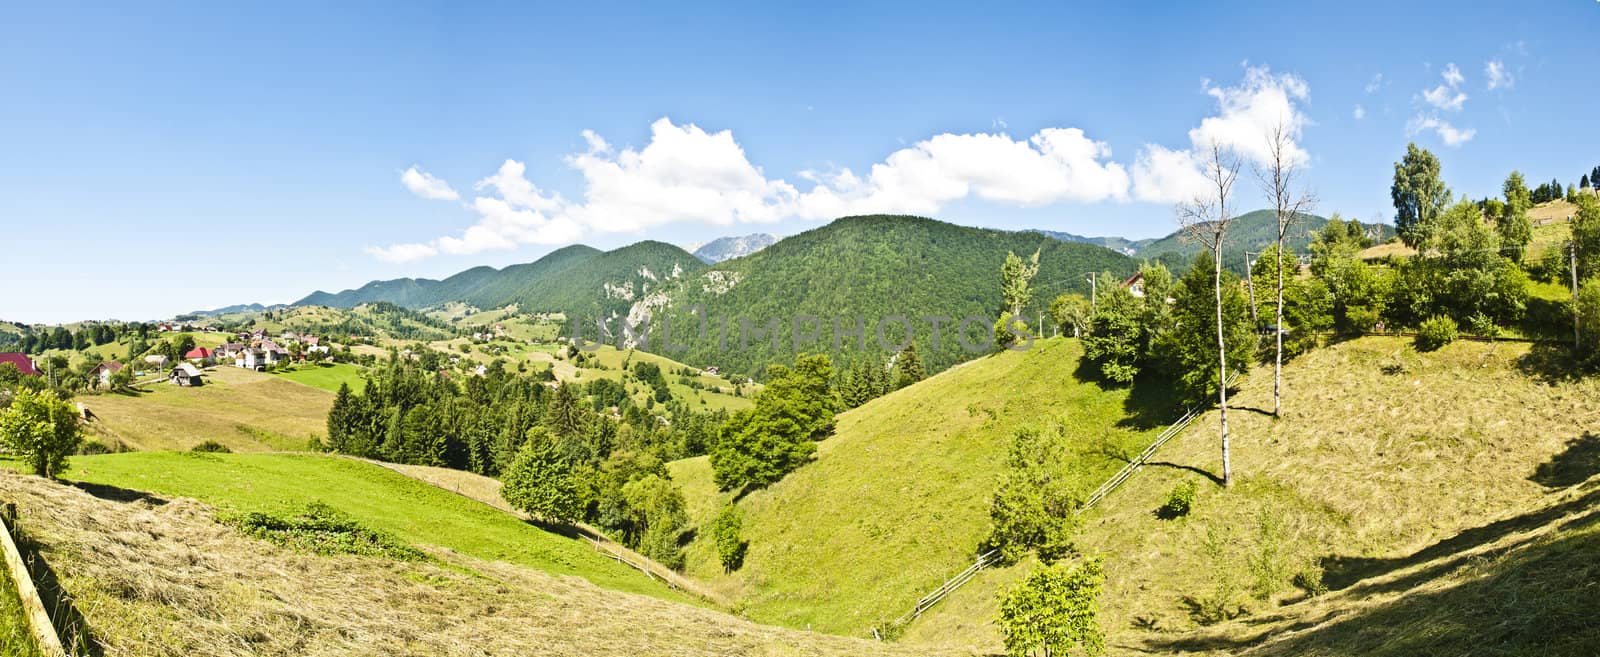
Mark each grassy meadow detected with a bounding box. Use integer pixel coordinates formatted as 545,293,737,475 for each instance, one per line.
0,567,41,657
36,452,690,602
907,336,1600,654
670,337,1181,637
80,366,332,452
272,362,367,393
0,469,943,657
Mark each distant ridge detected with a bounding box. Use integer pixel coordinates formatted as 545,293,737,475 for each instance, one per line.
692,233,778,264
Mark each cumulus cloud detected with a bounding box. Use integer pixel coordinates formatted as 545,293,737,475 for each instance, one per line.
1410,63,1475,147
793,128,1130,218
1353,104,1366,120
368,67,1319,262
367,119,1132,261
1408,115,1476,147
1485,59,1513,90
1130,65,1311,203
400,166,460,201
1421,63,1468,111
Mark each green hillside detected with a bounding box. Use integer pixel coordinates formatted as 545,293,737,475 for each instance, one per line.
1040,210,1397,274
25,452,689,601
491,240,706,321
655,215,1138,378
898,337,1600,655
668,337,1179,636
663,334,1600,653
293,244,602,308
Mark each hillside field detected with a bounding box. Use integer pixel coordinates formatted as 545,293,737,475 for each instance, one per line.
670,338,1184,636
79,366,332,452
0,466,948,657
272,362,368,393
906,337,1600,654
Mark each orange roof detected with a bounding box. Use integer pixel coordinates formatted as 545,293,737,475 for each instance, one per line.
185,347,212,358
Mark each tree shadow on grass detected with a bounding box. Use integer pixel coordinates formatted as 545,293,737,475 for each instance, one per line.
1319,487,1600,593
1516,341,1588,384
8,513,106,656
1144,495,1600,656
1530,433,1600,489
69,481,168,506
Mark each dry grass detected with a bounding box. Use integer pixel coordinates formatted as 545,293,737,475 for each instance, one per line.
1358,240,1415,260
77,366,331,452
909,337,1600,654
0,471,960,657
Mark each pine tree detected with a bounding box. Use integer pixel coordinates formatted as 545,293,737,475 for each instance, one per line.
326,382,353,453
893,344,926,389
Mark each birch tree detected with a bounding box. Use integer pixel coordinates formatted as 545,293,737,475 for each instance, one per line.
1178,142,1241,487
1256,122,1316,418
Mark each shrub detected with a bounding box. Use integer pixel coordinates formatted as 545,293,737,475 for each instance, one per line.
1156,480,1197,520
191,440,232,453
1293,559,1328,597
227,503,424,560
711,503,748,572
1466,312,1499,338
997,559,1104,657
1415,315,1458,352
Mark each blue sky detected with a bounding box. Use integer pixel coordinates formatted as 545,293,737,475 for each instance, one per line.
3,1,1597,324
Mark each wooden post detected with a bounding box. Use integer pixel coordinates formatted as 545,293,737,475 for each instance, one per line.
0,505,70,657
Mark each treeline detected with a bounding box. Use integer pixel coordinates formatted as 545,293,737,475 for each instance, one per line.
10,322,153,355
1062,144,1600,395
1525,163,1600,204
322,353,726,567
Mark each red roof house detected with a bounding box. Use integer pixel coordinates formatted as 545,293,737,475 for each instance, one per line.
185,347,213,360
0,352,39,376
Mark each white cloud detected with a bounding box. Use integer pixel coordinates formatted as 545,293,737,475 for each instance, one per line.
793,128,1130,218
1353,104,1366,120
400,166,460,201
1408,115,1476,147
1364,73,1384,94
1131,65,1312,203
369,67,1321,261
1410,63,1475,147
1441,63,1464,86
1485,59,1513,90
368,119,1133,261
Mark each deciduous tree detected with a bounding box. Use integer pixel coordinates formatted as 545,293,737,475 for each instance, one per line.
1391,143,1452,248
0,388,82,478
996,559,1105,657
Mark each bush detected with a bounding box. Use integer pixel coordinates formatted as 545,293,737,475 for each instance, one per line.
0,388,82,478
1415,315,1458,352
711,503,748,572
1156,480,1197,519
997,559,1104,657
191,440,232,453
226,503,424,560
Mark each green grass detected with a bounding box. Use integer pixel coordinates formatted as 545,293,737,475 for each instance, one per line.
45,452,690,603
274,362,367,393
0,566,42,657
909,336,1600,654
670,337,1175,637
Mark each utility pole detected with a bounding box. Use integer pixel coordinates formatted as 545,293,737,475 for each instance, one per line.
1085,274,1097,317
1243,251,1259,324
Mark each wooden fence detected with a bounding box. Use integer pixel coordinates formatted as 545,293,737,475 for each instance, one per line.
1078,406,1202,513
879,549,999,638
1,503,69,657
584,537,680,591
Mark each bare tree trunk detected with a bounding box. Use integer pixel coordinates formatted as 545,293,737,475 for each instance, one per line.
1214,242,1232,487
1274,236,1283,418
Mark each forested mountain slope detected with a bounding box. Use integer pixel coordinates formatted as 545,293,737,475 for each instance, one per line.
293,244,602,308
654,215,1138,378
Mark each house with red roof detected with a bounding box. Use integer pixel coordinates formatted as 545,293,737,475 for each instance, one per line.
0,352,39,376
185,347,213,364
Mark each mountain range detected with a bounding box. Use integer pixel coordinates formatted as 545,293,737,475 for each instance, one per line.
1032,210,1395,272
690,233,777,264
286,211,1395,377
